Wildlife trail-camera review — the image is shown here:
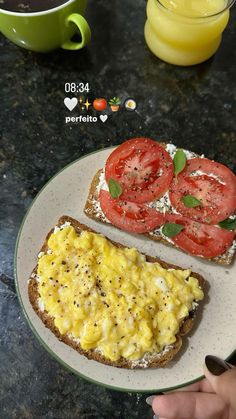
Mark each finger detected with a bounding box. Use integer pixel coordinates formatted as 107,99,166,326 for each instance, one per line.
159,417,196,419
204,357,236,410
159,417,187,419
164,378,214,394
158,416,190,419
152,392,228,419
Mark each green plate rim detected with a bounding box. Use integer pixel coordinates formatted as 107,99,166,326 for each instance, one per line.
14,146,236,393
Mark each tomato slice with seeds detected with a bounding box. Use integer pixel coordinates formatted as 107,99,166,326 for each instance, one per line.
165,213,235,258
105,138,174,204
169,158,236,224
99,190,165,233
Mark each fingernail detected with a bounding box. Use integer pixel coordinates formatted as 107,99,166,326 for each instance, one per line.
153,415,159,419
205,355,233,376
146,395,156,406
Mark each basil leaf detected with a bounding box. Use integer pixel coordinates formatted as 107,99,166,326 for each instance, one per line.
218,218,236,231
108,178,123,198
162,223,184,238
173,149,186,175
181,194,201,208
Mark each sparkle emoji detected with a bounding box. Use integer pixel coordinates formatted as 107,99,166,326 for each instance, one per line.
83,98,92,110
109,97,121,112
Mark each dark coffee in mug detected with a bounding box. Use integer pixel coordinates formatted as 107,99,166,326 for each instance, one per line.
0,0,67,13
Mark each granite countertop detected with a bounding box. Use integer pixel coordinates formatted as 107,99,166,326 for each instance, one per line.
0,0,236,417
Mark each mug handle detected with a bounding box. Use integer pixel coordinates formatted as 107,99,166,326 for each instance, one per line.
61,13,91,50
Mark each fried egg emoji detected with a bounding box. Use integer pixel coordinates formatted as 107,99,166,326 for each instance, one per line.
124,98,136,111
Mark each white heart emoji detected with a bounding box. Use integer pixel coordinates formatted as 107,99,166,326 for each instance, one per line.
64,97,78,111
100,115,108,123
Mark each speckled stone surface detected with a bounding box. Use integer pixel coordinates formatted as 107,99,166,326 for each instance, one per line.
0,0,236,417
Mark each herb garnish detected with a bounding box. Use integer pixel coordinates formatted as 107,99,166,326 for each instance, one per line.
162,223,184,238
218,218,236,231
173,149,186,175
108,178,123,198
181,194,201,208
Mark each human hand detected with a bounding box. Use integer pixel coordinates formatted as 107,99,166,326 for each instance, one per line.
146,355,236,419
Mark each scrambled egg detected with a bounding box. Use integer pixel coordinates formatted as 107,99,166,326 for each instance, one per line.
37,225,204,362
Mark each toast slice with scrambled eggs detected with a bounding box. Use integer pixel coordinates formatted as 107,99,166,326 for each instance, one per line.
28,216,205,368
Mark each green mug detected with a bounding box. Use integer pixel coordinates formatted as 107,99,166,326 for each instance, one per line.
0,0,91,52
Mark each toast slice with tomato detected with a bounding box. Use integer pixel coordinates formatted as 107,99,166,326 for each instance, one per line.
84,138,236,265
28,215,206,368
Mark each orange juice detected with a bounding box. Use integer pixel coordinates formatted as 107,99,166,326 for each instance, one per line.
144,0,233,66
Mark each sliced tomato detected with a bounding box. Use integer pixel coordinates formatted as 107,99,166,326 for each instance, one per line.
105,138,174,204
169,158,236,224
165,213,235,258
99,190,165,233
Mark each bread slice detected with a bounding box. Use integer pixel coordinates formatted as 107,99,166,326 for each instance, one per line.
84,159,235,266
28,215,206,369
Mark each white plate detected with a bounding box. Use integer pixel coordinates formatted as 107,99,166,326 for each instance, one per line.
14,147,236,393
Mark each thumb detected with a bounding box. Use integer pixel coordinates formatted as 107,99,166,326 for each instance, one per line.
204,355,236,411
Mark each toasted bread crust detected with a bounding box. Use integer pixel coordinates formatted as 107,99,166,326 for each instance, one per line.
84,163,235,266
28,216,206,369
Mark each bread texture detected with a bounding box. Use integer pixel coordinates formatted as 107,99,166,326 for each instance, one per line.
28,216,206,369
84,149,235,266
